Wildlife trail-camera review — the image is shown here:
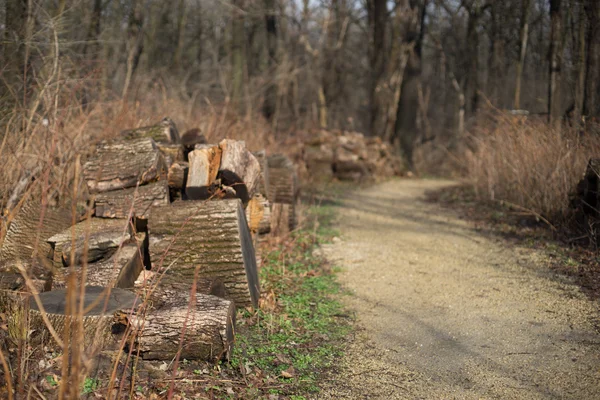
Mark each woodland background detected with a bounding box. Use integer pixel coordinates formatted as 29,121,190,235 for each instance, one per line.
1,0,600,219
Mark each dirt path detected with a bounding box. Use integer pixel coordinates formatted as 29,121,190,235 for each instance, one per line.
318,179,600,399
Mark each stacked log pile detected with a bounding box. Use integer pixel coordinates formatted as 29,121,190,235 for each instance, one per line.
0,118,306,364
0,115,310,365
302,129,403,181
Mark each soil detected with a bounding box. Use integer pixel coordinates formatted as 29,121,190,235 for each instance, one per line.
318,179,600,399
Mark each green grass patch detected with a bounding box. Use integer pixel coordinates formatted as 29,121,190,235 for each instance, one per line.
228,203,351,397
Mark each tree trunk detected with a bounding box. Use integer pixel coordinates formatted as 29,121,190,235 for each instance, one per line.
2,0,28,104
231,0,247,106
367,0,388,136
464,1,482,116
148,199,260,308
83,138,168,194
262,0,278,120
122,0,145,98
392,0,426,169
549,0,564,123
514,0,532,109
173,0,188,69
574,0,587,124
584,0,600,118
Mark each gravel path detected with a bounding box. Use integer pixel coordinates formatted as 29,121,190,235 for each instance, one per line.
319,179,600,399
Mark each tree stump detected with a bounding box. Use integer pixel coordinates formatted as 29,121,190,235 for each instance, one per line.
130,292,235,361
148,199,259,308
94,180,169,219
83,138,167,194
28,286,140,351
121,117,180,143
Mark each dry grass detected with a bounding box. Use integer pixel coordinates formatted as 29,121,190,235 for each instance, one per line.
0,69,293,398
462,109,600,222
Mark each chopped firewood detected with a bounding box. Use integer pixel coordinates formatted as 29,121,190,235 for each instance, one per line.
94,180,169,219
148,199,259,308
83,138,167,194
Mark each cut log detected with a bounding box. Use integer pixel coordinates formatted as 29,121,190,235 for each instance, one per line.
134,272,227,303
52,242,145,289
168,161,188,190
94,180,169,219
60,230,129,267
131,292,235,361
121,117,180,143
47,218,133,269
83,138,167,194
252,150,270,199
218,139,261,204
270,203,294,237
186,145,222,200
28,286,139,350
0,200,73,273
148,199,259,307
246,194,271,235
267,154,299,231
267,154,298,205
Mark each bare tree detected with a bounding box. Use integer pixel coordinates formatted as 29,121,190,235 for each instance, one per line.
548,0,564,123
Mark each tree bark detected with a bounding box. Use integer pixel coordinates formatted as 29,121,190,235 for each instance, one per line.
130,292,235,361
0,200,73,273
148,199,260,308
94,180,169,219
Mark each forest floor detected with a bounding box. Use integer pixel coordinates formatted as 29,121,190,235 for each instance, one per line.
318,178,600,399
